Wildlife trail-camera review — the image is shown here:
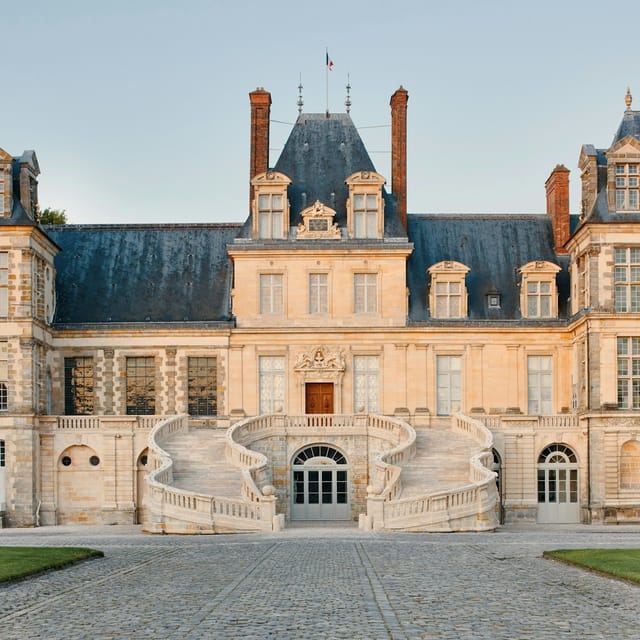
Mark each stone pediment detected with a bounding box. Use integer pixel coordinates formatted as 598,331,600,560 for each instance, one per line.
296,200,341,239
294,346,346,371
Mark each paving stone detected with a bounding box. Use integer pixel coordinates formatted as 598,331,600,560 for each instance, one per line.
0,523,639,639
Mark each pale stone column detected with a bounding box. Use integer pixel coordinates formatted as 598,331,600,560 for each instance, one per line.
228,345,245,416
165,348,177,414
469,344,485,412
103,349,115,415
393,343,408,412
506,345,521,413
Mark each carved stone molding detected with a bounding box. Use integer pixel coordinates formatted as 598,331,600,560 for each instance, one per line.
296,200,341,240
294,346,346,372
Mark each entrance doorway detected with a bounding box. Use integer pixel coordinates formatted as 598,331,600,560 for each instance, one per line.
305,383,334,414
537,443,580,523
291,445,350,521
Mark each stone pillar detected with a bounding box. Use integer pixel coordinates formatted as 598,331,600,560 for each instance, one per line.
103,349,115,415
249,87,272,206
165,348,177,414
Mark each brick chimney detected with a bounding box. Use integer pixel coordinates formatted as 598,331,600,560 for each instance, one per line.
390,86,409,231
545,164,570,254
249,87,271,206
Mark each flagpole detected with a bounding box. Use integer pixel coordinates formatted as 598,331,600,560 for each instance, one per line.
325,47,329,116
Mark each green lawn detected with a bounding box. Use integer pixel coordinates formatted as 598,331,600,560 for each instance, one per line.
544,549,640,584
0,546,104,583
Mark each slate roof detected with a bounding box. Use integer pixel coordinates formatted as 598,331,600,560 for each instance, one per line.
238,112,406,239
407,214,571,321
613,109,640,144
47,224,241,325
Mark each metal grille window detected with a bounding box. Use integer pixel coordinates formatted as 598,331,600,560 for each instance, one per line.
126,356,156,415
0,341,7,411
526,281,552,317
309,273,328,314
258,193,284,239
0,252,8,317
0,439,4,466
259,356,285,414
614,248,640,312
353,355,380,413
614,163,639,211
187,357,217,416
353,193,378,238
617,337,640,409
259,274,283,315
64,357,94,415
354,273,377,313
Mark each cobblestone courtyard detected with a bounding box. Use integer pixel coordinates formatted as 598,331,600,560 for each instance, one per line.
1,524,639,639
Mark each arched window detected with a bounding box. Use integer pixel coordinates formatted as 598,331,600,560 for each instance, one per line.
537,443,580,523
620,441,640,489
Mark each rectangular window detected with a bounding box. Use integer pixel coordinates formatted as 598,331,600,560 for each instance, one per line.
435,281,462,318
617,337,640,409
353,194,378,238
259,274,283,315
614,248,640,312
64,357,94,415
309,273,328,314
187,357,217,416
126,356,156,415
353,355,380,413
0,341,7,411
614,164,640,210
0,252,8,317
33,256,45,321
258,194,284,239
436,355,462,416
354,273,377,313
259,356,285,414
526,281,552,318
528,355,553,414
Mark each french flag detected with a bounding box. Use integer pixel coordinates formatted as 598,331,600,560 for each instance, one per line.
326,52,334,71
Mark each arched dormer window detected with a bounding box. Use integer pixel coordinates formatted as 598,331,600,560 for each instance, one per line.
251,171,291,240
427,261,470,318
519,261,561,318
345,171,386,239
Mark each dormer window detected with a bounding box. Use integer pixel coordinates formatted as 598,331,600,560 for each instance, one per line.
427,261,470,319
519,261,561,318
615,163,639,210
345,171,386,239
251,171,291,240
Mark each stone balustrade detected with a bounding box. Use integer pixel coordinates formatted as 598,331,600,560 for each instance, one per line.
474,414,580,430
38,415,166,431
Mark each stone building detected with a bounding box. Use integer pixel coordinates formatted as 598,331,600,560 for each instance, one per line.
1,85,639,532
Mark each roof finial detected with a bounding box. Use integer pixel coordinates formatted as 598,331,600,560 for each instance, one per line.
345,74,352,114
625,86,633,110
297,74,304,115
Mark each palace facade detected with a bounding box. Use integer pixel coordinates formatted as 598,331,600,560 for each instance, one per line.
1,86,639,532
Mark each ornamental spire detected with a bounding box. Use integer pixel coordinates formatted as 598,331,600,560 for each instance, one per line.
625,86,633,110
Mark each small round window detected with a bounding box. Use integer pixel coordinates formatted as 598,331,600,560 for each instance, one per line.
61,456,72,467
89,455,100,466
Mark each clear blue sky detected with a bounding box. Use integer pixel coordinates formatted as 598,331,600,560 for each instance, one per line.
3,0,638,224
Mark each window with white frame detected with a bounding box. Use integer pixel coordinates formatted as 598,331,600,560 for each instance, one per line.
0,341,7,411
519,261,560,319
527,355,553,414
614,247,640,313
258,193,284,239
617,337,640,409
259,355,285,414
614,163,639,211
428,262,470,319
353,194,378,238
309,273,328,314
259,274,283,315
354,273,377,313
436,355,462,416
0,252,8,317
353,355,380,413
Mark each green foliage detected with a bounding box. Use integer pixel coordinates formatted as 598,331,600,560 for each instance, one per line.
39,207,68,225
0,546,103,582
544,548,640,583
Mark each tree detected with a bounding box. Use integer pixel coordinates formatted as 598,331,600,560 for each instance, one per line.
39,208,67,225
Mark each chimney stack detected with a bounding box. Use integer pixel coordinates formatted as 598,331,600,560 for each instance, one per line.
390,86,409,231
249,87,272,206
545,164,570,254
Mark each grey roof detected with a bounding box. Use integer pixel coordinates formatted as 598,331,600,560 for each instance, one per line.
47,224,241,324
407,214,570,321
237,113,406,239
613,109,640,144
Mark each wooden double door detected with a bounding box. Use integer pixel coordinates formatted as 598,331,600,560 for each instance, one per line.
305,383,334,414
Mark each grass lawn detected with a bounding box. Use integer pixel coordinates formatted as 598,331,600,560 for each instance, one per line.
0,547,104,583
544,549,640,584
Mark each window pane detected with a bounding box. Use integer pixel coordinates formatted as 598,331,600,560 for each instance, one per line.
258,194,269,211
271,195,283,210
187,357,217,416
366,194,377,209
353,194,365,210
126,357,155,415
64,357,94,415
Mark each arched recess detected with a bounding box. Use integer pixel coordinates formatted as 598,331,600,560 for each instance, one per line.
56,445,103,524
537,443,580,523
492,448,504,524
620,440,640,490
136,448,150,524
291,443,350,521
